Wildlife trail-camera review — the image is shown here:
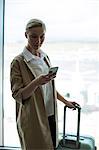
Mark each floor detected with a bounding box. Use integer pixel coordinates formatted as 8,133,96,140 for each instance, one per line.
0,147,21,150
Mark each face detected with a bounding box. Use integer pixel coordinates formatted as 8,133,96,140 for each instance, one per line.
25,26,45,51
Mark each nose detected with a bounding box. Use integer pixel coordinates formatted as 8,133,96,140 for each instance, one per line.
36,37,41,44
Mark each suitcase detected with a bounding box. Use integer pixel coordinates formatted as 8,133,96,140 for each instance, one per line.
57,105,97,150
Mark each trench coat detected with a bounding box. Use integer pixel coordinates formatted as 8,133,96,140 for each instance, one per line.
10,53,58,150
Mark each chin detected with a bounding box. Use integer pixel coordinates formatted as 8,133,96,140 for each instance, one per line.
34,46,40,50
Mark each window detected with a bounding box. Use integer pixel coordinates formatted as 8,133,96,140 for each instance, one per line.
1,0,99,149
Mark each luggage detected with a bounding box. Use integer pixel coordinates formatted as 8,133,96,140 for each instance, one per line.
57,105,97,150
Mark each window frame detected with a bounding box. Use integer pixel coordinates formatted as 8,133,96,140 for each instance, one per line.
0,0,5,146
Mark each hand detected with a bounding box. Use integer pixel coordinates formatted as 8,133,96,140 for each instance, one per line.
71,102,81,108
36,73,56,85
65,101,76,110
65,101,80,110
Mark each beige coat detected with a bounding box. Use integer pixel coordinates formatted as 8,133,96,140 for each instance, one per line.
10,54,58,150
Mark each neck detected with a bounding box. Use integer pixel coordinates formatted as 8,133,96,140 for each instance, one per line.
26,45,40,57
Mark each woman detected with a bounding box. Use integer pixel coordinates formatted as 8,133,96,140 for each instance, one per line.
10,19,78,150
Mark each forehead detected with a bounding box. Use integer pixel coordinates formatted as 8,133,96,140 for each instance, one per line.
26,27,45,36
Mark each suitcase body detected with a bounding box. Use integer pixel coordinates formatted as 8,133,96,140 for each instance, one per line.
57,105,96,150
57,134,96,150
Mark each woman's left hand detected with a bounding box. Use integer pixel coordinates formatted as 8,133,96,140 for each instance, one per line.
64,101,80,110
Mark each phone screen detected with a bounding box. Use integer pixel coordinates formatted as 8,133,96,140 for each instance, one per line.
49,67,58,74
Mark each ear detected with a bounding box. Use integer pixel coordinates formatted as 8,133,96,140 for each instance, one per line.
25,32,27,38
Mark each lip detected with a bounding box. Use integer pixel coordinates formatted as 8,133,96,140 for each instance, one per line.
34,44,41,47
34,45,39,47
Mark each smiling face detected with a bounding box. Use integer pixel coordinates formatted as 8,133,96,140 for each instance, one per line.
25,26,45,54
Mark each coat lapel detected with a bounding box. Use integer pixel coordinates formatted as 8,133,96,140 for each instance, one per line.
43,57,51,68
23,58,37,77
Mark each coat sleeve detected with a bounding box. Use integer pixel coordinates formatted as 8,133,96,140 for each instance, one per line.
10,58,24,104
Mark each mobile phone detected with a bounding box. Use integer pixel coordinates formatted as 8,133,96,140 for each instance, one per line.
49,67,58,75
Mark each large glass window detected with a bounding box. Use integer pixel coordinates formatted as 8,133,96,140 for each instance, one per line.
3,0,99,148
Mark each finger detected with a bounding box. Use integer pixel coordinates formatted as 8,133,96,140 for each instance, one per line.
50,73,56,78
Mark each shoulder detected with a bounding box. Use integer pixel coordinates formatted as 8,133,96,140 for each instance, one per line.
11,53,24,64
10,53,25,69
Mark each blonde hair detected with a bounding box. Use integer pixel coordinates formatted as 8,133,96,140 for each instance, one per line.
26,19,46,31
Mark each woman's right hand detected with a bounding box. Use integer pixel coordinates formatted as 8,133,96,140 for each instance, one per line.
21,73,56,100
36,73,56,85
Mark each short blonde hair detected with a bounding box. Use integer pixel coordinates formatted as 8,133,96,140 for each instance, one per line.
26,19,46,31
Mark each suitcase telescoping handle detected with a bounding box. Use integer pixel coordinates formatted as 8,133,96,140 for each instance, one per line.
63,104,81,148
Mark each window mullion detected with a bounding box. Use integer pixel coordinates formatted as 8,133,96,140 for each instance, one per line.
0,0,5,146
